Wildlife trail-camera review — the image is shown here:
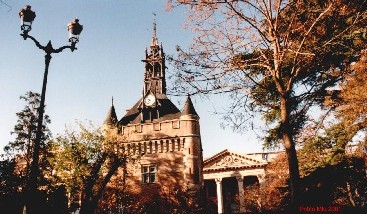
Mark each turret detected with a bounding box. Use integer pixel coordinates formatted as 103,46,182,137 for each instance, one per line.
181,95,198,118
104,97,118,127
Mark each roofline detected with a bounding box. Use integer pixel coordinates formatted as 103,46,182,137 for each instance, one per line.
204,149,266,165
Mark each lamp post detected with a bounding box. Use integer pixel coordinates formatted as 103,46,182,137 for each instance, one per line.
19,5,83,213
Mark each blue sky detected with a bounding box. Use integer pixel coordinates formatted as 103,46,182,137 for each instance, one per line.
0,0,264,158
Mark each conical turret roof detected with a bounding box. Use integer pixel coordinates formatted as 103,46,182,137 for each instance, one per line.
182,95,198,116
104,98,118,125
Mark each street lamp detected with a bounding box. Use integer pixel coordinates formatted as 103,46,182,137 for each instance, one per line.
19,5,35,36
19,5,83,213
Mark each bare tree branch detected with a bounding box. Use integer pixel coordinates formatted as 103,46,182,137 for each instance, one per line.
0,0,11,12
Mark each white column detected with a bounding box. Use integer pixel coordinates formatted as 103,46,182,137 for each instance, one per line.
236,176,245,213
215,178,224,214
257,174,265,186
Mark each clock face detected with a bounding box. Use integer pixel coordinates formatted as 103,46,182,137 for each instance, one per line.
144,94,156,106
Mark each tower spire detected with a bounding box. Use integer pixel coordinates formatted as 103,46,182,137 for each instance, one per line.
153,13,157,38
143,15,166,95
104,96,118,125
151,13,158,47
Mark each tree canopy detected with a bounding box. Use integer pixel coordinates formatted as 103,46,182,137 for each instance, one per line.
0,91,53,213
47,122,134,214
3,91,52,162
335,51,367,130
167,0,367,205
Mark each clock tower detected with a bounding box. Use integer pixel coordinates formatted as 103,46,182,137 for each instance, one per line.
138,20,169,121
142,19,166,96
104,20,204,213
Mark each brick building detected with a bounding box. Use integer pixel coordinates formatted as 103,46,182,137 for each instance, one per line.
103,21,204,212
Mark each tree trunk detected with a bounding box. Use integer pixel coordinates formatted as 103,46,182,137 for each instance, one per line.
346,182,356,207
88,156,123,214
79,154,124,214
280,95,301,207
80,153,108,214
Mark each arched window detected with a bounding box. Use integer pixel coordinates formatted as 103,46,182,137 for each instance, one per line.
131,143,136,154
177,139,181,151
121,145,125,154
171,139,175,152
160,140,163,153
166,140,169,152
149,142,153,154
143,142,147,154
127,144,131,154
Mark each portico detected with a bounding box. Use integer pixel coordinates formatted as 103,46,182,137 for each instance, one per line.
203,150,268,213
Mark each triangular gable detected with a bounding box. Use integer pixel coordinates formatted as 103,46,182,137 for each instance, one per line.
204,149,267,171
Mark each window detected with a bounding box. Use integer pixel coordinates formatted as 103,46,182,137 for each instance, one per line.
153,122,161,131
134,124,142,133
141,164,157,184
172,120,180,129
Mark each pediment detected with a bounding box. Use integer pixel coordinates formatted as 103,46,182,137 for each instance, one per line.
204,149,267,171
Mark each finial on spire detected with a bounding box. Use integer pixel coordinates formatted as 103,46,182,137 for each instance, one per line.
104,96,118,125
153,12,157,39
151,13,158,47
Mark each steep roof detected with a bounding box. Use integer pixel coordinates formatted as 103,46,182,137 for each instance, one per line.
104,103,118,125
118,93,181,126
115,22,199,126
181,95,198,116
